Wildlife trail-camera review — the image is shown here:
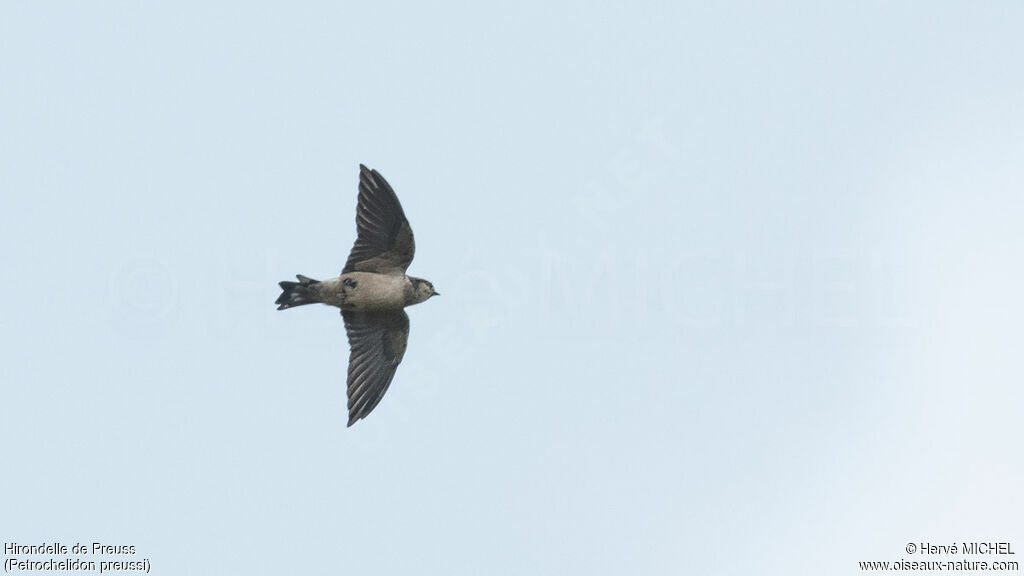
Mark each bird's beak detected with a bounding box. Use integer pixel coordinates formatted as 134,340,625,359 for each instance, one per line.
434,291,441,296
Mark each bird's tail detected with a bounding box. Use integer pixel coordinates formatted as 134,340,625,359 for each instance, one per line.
276,274,321,310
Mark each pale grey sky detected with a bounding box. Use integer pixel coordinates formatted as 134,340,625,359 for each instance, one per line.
2,2,1022,575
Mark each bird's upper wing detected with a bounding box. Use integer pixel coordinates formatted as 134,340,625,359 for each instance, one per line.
341,309,410,427
342,165,416,274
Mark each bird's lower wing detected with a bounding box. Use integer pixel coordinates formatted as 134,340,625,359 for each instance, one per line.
341,309,410,426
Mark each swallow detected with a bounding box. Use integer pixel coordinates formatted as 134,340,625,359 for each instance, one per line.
276,165,439,426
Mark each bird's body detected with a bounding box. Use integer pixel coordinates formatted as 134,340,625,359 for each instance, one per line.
315,273,410,310
275,165,438,426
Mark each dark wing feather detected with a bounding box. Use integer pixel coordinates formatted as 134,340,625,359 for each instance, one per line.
342,165,416,274
341,309,410,426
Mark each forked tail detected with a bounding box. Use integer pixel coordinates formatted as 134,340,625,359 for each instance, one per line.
276,274,320,310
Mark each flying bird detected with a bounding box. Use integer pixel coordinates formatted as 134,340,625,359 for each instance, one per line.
276,165,439,426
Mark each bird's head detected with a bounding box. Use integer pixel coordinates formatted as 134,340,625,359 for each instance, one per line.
410,277,440,304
